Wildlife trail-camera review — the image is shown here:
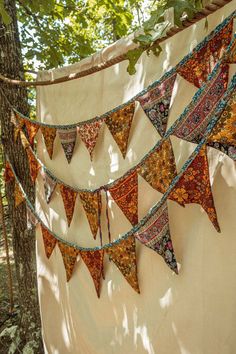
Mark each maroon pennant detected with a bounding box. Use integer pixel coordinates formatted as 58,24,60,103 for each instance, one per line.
77,119,104,159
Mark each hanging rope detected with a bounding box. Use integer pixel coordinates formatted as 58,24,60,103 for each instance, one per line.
0,0,231,87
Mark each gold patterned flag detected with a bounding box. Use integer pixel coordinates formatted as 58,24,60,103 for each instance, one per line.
105,102,135,158
79,191,101,239
169,145,220,232
13,114,24,142
41,225,57,259
109,171,138,226
15,183,25,207
19,130,30,149
135,202,178,273
58,128,77,164
77,120,104,159
59,185,78,227
41,126,57,159
106,235,140,293
177,20,233,88
80,249,104,297
58,242,80,282
137,138,177,194
26,148,41,183
4,162,14,183
25,120,40,146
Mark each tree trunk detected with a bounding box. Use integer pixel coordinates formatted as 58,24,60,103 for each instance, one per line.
0,0,43,352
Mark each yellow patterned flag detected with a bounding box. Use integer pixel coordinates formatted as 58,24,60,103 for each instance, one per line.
25,120,40,146
58,242,80,282
80,249,104,297
106,235,140,293
41,225,57,259
59,185,78,227
41,126,57,159
26,148,41,183
79,191,101,239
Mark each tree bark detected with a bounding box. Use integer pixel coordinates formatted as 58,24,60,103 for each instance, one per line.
0,0,43,352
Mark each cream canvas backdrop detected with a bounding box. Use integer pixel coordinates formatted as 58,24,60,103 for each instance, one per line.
36,2,236,353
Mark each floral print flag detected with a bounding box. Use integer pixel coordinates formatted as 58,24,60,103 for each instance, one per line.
59,185,78,227
138,74,176,137
105,102,135,158
26,148,41,183
177,19,233,88
41,126,57,159
169,145,220,232
79,191,101,239
40,225,57,259
207,89,236,160
77,120,104,160
173,64,229,144
80,249,104,297
24,120,40,146
106,235,140,293
135,202,178,273
58,242,80,282
109,171,138,226
42,170,57,204
58,128,77,164
137,138,177,194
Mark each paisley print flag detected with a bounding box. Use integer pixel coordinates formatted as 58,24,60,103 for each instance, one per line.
177,19,233,88
42,170,57,204
135,202,178,274
137,138,177,194
15,182,25,207
79,191,101,239
105,102,135,158
138,73,176,137
173,64,229,144
169,145,220,232
41,126,57,159
58,128,77,164
59,185,78,227
80,249,104,297
109,171,138,226
40,225,57,259
58,242,80,282
26,148,41,183
106,235,140,293
24,120,40,146
77,120,104,159
225,36,236,64
207,89,236,160
4,162,14,183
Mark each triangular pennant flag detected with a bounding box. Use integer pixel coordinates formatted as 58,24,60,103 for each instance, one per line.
135,202,178,273
77,119,104,159
109,171,138,226
13,114,24,142
106,235,140,293
138,73,177,136
26,206,38,230
4,162,14,183
15,183,25,207
58,128,77,164
19,130,31,149
58,242,79,282
79,191,101,239
42,170,57,204
40,225,57,259
105,102,135,158
26,148,41,183
41,126,57,159
24,120,40,146
59,185,77,227
169,145,220,232
173,64,229,144
207,89,236,159
80,249,104,297
137,138,177,194
177,19,233,87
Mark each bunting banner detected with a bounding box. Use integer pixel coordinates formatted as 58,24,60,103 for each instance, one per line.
138,73,176,137
135,201,178,274
77,120,104,159
42,170,57,204
80,249,104,298
24,120,40,146
41,225,57,259
169,145,220,232
177,19,233,88
109,171,138,226
79,191,101,239
26,148,41,183
59,185,78,227
105,102,135,158
106,235,140,293
58,128,77,164
58,242,80,282
41,126,57,159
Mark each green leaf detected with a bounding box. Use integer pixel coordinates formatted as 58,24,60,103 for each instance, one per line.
126,47,143,75
0,1,11,25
